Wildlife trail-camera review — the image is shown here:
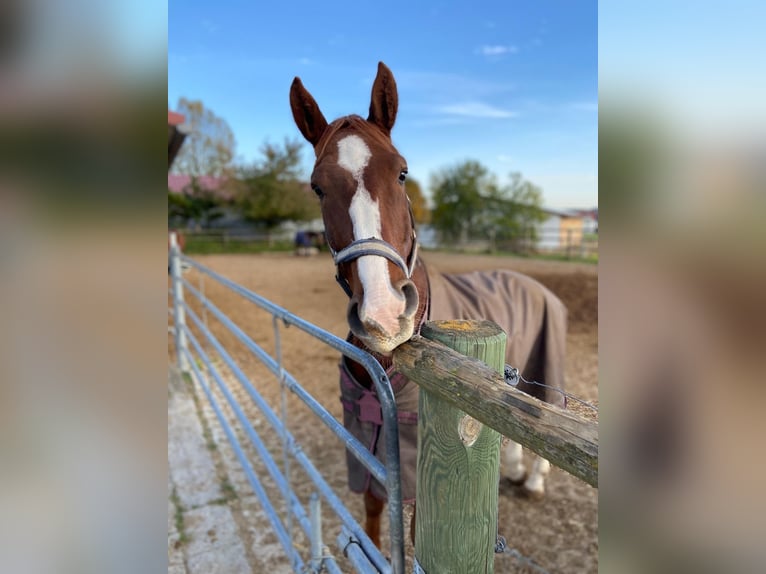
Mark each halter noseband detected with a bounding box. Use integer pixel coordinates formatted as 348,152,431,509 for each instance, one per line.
329,201,419,298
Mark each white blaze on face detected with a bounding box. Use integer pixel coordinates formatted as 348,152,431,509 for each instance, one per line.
337,135,405,335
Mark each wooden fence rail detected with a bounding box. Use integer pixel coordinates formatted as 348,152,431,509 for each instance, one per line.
392,321,598,488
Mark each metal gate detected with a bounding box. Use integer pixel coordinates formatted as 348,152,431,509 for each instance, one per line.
168,234,405,573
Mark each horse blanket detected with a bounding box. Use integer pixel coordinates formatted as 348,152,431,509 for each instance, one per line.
340,264,568,502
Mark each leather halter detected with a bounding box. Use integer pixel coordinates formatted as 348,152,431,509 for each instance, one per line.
329,200,419,299
313,117,419,299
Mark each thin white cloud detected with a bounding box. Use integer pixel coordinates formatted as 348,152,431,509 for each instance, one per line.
477,45,518,57
298,57,313,65
505,99,598,114
497,154,515,163
438,102,518,119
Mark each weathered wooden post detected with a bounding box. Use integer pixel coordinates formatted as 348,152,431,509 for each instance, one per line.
415,320,505,574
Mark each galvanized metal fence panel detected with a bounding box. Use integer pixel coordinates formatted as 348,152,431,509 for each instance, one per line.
168,235,405,574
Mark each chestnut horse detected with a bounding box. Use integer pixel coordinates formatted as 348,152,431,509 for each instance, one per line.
290,62,567,549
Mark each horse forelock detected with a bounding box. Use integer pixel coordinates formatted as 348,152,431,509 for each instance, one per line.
314,115,395,167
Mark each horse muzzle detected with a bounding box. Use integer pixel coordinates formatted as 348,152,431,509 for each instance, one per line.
347,279,419,355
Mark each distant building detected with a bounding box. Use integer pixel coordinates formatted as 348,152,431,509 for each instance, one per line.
536,208,585,251
577,208,598,234
415,206,597,254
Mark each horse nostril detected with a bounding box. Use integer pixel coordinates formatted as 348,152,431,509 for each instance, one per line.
399,280,419,317
347,300,366,334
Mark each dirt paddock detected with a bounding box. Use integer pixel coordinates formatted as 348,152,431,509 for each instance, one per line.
173,250,598,573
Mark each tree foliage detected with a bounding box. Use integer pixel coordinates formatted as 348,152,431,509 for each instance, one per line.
168,177,227,230
430,160,546,249
236,138,319,229
172,98,236,177
485,171,547,248
405,176,431,224
430,160,496,243
168,190,189,222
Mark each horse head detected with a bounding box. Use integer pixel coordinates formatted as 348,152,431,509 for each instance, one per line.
290,62,420,355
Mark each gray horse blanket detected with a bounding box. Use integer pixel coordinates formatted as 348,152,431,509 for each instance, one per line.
340,264,568,503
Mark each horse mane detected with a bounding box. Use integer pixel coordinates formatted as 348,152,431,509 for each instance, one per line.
314,115,394,164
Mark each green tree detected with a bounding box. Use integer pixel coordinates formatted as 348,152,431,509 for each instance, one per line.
168,189,190,223
430,160,546,251
168,177,227,230
172,98,236,177
405,176,431,224
236,138,319,229
485,172,547,251
430,160,496,244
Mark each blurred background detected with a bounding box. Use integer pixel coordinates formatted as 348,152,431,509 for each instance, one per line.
0,0,166,573
1,0,765,572
600,2,766,572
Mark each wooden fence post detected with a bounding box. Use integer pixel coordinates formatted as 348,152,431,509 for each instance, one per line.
415,320,505,574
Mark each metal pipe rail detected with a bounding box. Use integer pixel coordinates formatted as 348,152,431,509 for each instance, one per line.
168,238,405,574
181,343,311,572
179,257,405,561
181,302,388,572
182,317,310,537
182,279,389,488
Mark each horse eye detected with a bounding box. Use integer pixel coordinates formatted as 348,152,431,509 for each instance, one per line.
311,184,324,198
398,170,408,184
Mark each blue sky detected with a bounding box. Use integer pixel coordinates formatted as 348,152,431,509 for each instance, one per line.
600,1,766,139
169,1,597,209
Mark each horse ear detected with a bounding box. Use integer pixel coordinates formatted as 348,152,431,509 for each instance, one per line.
290,77,328,148
367,61,398,135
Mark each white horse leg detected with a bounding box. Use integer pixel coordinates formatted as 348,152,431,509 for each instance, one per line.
501,440,527,484
523,456,551,499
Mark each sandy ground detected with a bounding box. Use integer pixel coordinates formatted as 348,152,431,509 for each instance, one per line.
171,250,598,573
